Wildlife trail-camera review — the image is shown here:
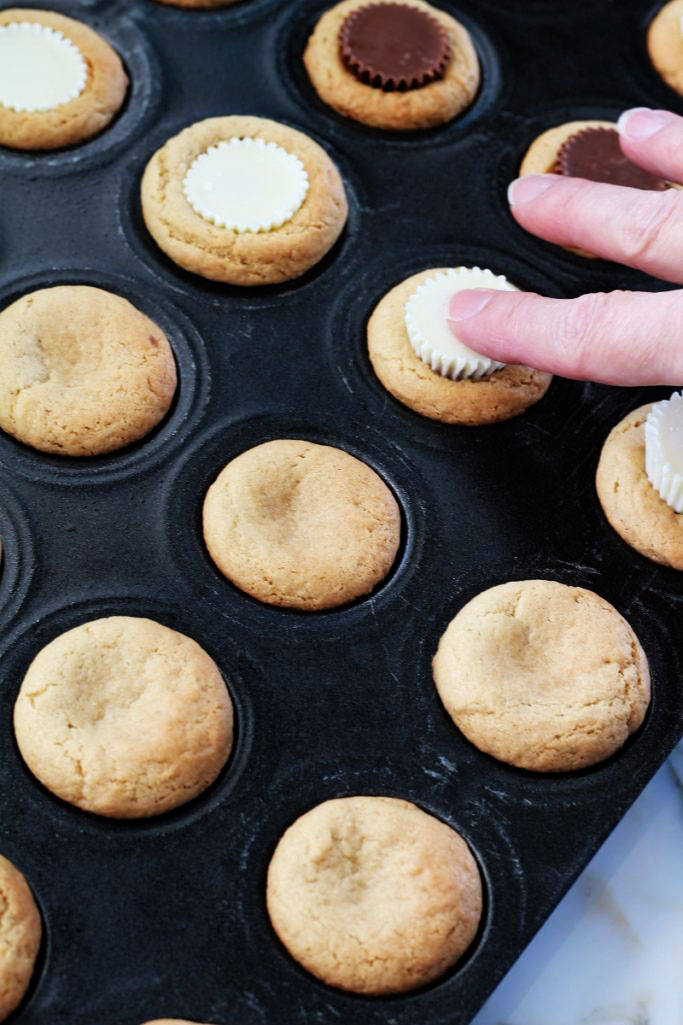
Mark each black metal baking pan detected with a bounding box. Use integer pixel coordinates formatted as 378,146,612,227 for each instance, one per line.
1,0,682,1022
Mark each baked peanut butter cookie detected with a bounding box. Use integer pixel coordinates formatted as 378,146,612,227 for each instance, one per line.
596,401,683,570
0,285,177,457
14,616,234,818
648,1,683,96
267,796,482,994
0,854,41,1021
0,8,128,150
203,439,401,610
304,0,479,130
433,580,650,772
141,115,348,285
367,268,551,424
519,120,670,257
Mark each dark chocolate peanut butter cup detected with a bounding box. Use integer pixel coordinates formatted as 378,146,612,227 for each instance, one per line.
339,2,451,92
554,127,667,191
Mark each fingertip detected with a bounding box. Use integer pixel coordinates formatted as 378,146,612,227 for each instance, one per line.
447,289,496,324
507,174,557,207
617,107,676,143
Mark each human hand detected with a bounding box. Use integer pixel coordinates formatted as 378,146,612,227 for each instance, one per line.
447,108,683,386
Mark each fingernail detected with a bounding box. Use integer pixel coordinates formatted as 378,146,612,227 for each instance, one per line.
617,107,675,141
507,174,555,206
447,289,495,322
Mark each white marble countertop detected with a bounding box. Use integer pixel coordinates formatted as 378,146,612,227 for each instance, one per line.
471,742,683,1025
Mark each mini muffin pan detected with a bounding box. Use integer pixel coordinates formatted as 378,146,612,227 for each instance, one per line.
1,1,682,1023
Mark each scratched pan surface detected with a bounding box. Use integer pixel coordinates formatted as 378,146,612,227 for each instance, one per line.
0,0,682,1022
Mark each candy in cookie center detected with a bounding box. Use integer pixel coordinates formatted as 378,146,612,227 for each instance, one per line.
183,137,310,233
0,22,88,113
404,268,514,380
339,2,451,91
645,392,683,512
554,127,668,191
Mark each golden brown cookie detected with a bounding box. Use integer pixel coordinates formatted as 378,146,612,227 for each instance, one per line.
519,120,614,260
141,116,348,285
0,854,41,1022
303,0,480,131
203,439,401,610
0,285,177,457
367,268,552,424
520,119,614,179
0,9,128,150
433,580,650,772
648,1,683,95
596,403,683,569
266,796,482,994
14,616,234,818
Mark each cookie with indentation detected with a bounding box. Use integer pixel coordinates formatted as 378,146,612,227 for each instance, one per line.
141,115,348,285
14,616,234,818
596,403,683,570
202,439,401,610
648,0,683,96
367,268,552,424
433,580,650,772
0,854,41,1021
0,8,127,150
267,796,482,994
0,285,177,456
304,0,479,131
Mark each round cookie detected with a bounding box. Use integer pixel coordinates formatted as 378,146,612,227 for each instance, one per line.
303,0,480,131
596,403,683,570
648,1,683,95
0,854,41,1021
433,580,650,772
0,9,128,150
367,268,552,425
141,115,348,285
0,285,177,457
14,616,234,818
266,796,482,995
519,119,614,179
203,439,401,610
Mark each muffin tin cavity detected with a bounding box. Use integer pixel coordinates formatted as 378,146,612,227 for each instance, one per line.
161,413,427,634
0,595,255,839
0,270,210,485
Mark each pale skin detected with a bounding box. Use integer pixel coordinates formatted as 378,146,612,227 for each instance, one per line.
447,108,683,386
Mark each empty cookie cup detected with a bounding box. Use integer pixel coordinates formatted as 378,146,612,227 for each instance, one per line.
433,579,650,772
0,285,177,457
266,795,482,994
202,439,401,611
14,616,234,818
0,854,42,1022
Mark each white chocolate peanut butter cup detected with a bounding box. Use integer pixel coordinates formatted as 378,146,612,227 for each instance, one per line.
645,391,683,512
182,137,309,233
0,21,87,112
404,267,516,380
